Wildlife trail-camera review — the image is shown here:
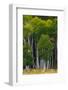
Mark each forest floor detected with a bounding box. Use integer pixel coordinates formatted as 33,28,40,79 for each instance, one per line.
23,69,57,74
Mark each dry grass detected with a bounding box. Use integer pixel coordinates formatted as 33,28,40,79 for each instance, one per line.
23,69,57,75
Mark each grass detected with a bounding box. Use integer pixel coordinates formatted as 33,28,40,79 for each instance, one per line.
23,69,57,75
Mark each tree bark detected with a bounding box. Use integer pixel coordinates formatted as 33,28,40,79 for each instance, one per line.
36,46,39,68
28,37,30,46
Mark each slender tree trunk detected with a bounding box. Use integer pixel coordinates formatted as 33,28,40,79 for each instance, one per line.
47,60,48,69
43,60,46,71
31,37,35,68
36,46,39,68
47,60,49,69
28,37,30,46
46,60,47,69
52,52,53,68
40,59,46,69
48,57,50,69
47,53,49,69
50,56,51,69
26,65,29,70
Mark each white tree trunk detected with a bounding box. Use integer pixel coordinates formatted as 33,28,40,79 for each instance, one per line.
43,61,46,70
31,37,34,67
26,65,29,70
28,37,30,46
47,60,49,69
36,47,39,68
40,59,46,69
